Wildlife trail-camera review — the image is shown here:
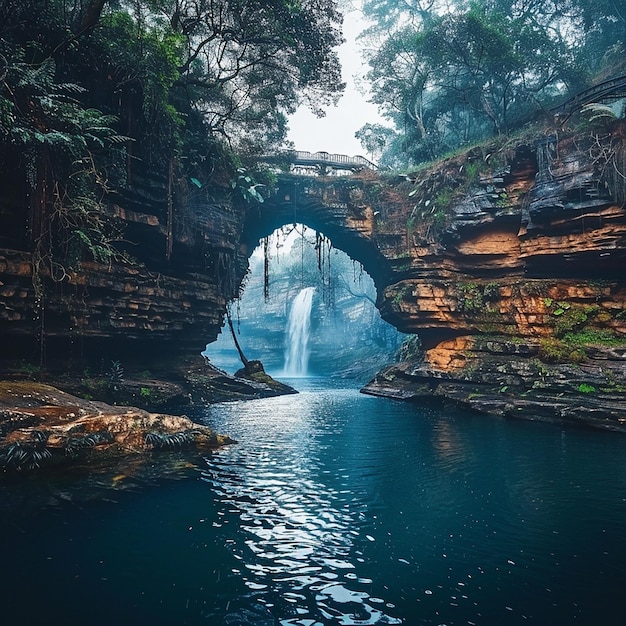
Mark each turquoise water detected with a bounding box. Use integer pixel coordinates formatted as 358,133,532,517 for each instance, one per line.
2,378,626,625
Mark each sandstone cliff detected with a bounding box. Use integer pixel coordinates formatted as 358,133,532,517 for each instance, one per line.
2,114,626,431
359,122,626,431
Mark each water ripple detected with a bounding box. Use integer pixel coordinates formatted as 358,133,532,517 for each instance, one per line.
200,393,403,625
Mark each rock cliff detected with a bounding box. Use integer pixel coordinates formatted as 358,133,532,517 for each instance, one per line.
359,123,626,431
0,166,246,365
2,116,626,430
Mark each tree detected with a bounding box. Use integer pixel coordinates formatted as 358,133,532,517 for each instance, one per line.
146,0,345,153
360,0,626,168
355,123,395,162
0,0,347,239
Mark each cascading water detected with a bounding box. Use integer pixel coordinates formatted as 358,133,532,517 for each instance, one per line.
284,287,315,376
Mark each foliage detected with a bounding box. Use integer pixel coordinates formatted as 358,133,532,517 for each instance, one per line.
0,49,130,271
538,337,586,364
549,304,590,337
232,169,266,204
538,302,626,363
562,329,625,348
154,0,344,153
355,123,396,163
144,430,198,449
64,431,114,457
0,431,52,471
0,0,345,265
359,0,626,168
456,283,484,312
392,284,411,307
577,383,597,394
483,282,500,302
106,359,124,395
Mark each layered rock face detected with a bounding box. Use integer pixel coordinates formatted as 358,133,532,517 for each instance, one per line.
2,119,626,429
359,127,626,430
0,167,248,369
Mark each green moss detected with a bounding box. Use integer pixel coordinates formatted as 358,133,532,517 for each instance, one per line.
538,338,586,364
562,329,625,347
538,326,626,364
577,383,596,394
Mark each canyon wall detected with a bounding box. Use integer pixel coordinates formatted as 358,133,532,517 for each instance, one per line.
356,126,626,431
2,120,626,429
0,164,248,371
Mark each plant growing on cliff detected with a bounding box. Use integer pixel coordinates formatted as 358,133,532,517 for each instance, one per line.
232,168,266,204
0,431,52,471
144,430,199,449
538,338,586,364
396,334,423,362
456,283,483,312
391,284,411,307
106,360,124,398
0,54,130,269
577,383,597,394
64,431,114,457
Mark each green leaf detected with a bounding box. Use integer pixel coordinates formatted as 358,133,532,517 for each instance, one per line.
190,177,202,188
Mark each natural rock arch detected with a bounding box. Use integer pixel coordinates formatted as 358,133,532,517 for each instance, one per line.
241,174,392,291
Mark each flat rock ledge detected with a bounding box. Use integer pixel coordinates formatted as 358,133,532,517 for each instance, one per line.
0,381,234,473
361,339,626,433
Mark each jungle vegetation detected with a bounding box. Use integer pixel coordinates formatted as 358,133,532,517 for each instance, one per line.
0,0,344,268
356,0,626,167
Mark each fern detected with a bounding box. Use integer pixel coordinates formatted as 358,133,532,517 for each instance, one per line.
580,103,619,122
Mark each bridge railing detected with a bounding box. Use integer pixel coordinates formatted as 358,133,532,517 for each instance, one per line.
290,150,377,169
551,74,626,117
262,150,378,173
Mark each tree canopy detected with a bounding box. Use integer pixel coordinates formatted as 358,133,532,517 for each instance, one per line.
358,0,626,167
0,0,345,270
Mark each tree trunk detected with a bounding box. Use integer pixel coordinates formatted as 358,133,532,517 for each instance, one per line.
226,309,249,368
77,0,108,34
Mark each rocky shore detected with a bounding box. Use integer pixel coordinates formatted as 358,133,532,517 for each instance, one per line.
362,336,626,432
0,357,297,473
0,380,233,472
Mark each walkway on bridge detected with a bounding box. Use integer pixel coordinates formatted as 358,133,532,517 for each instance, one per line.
263,150,378,175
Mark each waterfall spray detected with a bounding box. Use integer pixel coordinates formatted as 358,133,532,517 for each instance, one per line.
284,287,315,376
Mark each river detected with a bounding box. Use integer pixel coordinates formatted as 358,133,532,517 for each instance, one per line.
2,378,626,625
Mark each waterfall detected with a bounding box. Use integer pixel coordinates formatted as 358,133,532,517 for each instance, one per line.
284,287,315,376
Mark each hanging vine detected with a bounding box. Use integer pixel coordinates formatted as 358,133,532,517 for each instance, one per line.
257,226,343,308
263,235,270,301
314,231,334,306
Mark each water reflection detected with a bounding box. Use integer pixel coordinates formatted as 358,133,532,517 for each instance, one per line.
2,382,626,624
200,392,402,625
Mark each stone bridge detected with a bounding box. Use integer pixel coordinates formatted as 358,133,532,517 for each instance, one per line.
262,150,378,175
242,173,394,290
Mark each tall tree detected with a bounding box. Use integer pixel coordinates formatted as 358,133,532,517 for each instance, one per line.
0,0,346,271
359,0,626,168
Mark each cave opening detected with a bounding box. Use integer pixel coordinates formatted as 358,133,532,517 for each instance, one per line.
204,224,403,381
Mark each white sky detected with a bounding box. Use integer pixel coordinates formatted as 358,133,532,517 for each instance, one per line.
285,4,385,157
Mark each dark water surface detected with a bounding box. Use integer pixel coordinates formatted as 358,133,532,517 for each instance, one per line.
2,378,626,625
